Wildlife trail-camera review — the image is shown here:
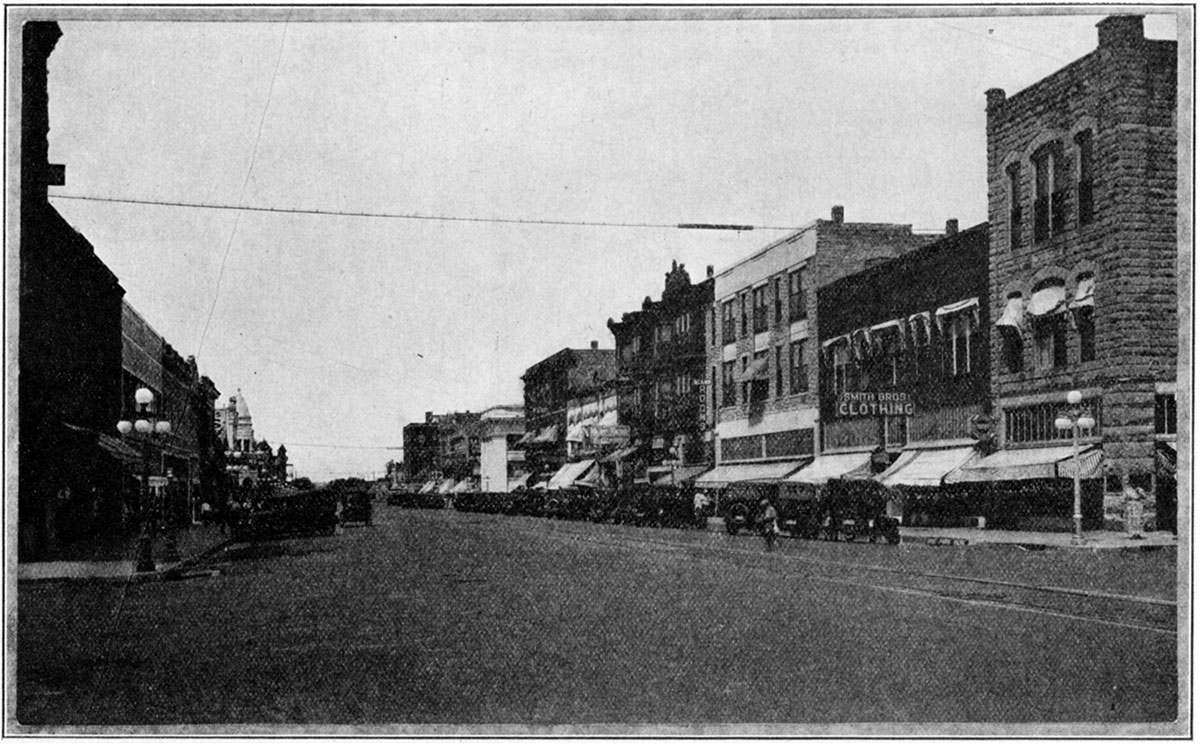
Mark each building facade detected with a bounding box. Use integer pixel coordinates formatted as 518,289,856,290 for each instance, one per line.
479,405,527,493
699,206,933,489
983,15,1177,530
607,261,713,482
18,22,127,559
402,417,440,483
519,343,617,482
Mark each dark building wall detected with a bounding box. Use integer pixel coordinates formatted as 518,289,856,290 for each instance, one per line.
402,422,440,481
608,262,713,464
19,22,126,558
985,16,1177,482
817,223,991,447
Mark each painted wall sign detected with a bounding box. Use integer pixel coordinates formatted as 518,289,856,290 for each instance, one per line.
836,391,915,417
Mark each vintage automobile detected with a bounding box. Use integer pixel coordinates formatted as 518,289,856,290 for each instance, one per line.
340,489,373,526
231,489,339,541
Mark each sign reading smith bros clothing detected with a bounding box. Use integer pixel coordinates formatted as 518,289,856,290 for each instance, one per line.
837,392,915,417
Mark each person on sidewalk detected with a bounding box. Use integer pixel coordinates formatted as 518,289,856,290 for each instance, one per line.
758,498,779,552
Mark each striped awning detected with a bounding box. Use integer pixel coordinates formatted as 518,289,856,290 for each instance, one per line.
650,465,712,487
507,473,531,490
946,445,1101,483
786,452,873,484
878,446,981,488
97,433,143,466
695,460,809,487
547,459,595,490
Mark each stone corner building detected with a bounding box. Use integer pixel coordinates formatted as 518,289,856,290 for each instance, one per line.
985,14,1178,529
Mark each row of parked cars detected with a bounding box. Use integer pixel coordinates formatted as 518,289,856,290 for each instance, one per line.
229,483,374,541
388,479,901,544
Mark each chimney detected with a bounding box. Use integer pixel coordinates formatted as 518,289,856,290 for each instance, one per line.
831,205,844,224
706,264,714,279
945,219,959,236
425,411,433,423
985,88,1007,112
1097,15,1143,48
591,340,599,350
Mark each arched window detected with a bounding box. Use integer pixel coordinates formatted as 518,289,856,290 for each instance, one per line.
1006,161,1022,248
1028,279,1068,369
996,292,1025,373
1070,272,1096,362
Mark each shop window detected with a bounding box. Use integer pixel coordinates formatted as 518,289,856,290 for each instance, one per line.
1075,130,1095,226
790,340,808,394
1007,398,1102,444
788,268,807,320
745,351,769,404
752,286,768,333
1007,162,1022,248
1155,394,1177,436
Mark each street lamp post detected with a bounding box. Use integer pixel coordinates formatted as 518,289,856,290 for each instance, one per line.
1054,390,1096,546
117,387,172,572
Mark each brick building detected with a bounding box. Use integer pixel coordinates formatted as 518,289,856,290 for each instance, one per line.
402,417,441,483
607,260,714,484
697,206,934,490
519,343,617,483
811,221,991,515
974,15,1177,530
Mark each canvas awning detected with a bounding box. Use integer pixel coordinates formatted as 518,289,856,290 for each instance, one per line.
650,465,712,487
547,459,595,490
1070,276,1095,309
1027,284,1066,317
996,296,1025,330
97,433,143,466
1055,447,1105,480
601,444,641,463
532,425,560,444
516,430,537,445
436,479,457,494
418,480,438,494
694,460,809,487
508,473,531,490
946,445,1101,483
451,478,475,493
738,356,769,381
598,410,620,427
565,423,586,443
1156,441,1177,477
934,297,980,331
786,452,873,484
878,446,981,488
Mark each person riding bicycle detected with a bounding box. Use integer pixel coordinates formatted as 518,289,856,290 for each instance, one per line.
758,498,779,552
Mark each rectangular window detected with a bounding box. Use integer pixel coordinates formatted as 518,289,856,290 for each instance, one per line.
1034,316,1068,369
1033,149,1051,242
711,308,717,346
1002,330,1023,373
1007,162,1022,249
1076,131,1095,226
775,345,784,397
788,268,807,320
1007,399,1102,444
942,315,973,377
740,294,748,335
832,344,849,397
774,277,784,324
753,286,768,333
721,301,735,344
722,361,737,407
789,340,808,394
748,351,769,404
1077,306,1096,362
1155,394,1177,436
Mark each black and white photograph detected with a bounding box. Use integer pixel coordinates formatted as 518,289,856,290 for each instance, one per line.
8,4,1189,734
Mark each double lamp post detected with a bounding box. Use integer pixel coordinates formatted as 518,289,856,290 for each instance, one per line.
1054,389,1096,546
117,387,175,573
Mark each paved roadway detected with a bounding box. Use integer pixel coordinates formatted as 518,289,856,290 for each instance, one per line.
17,503,1178,731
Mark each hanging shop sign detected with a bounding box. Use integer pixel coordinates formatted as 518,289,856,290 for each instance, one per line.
836,391,915,417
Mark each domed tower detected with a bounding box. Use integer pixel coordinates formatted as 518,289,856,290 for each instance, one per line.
233,388,255,453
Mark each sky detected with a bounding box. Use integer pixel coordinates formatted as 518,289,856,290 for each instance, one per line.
44,9,1182,481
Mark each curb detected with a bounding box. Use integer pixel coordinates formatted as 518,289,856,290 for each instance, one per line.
17,536,235,584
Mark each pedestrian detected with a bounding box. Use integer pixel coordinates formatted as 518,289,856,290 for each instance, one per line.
693,490,711,530
758,498,779,552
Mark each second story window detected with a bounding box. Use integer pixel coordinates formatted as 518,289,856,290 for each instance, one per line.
942,314,973,378
722,301,735,344
740,293,748,336
1075,130,1095,226
774,277,784,324
831,343,850,397
789,340,808,394
1034,315,1068,369
788,268,807,320
1155,394,1177,436
1033,143,1069,241
721,361,737,407
1007,162,1022,249
753,286,768,333
711,308,717,346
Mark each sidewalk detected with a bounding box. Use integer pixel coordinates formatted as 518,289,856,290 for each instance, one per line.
899,525,1178,550
17,522,232,582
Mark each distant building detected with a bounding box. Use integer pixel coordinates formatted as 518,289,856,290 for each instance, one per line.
479,405,527,492
215,389,282,489
607,260,713,485
698,206,933,491
519,342,617,482
980,15,1177,531
402,416,440,482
